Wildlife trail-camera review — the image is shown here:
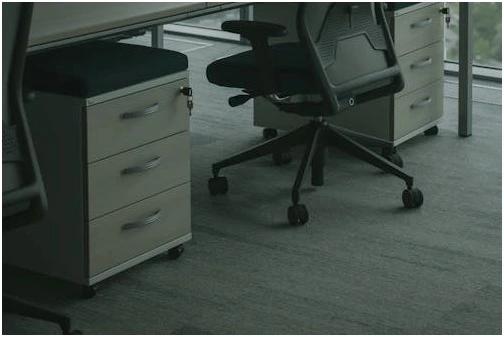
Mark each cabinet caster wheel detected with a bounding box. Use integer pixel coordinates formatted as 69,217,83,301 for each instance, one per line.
424,125,439,136
287,204,309,226
168,244,184,260
80,285,97,299
402,188,424,208
208,176,228,195
382,148,403,168
263,128,278,140
272,151,292,166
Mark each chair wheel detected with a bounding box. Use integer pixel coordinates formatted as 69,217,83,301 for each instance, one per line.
208,176,228,195
402,188,424,208
167,244,184,260
288,204,309,225
424,125,439,136
272,151,292,165
80,285,97,299
263,128,278,140
382,151,403,167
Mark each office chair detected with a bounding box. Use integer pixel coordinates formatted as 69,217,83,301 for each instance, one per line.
206,3,423,225
2,3,80,334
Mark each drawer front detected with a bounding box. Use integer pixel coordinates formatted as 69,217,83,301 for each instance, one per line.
87,79,189,162
89,183,190,276
397,41,444,97
88,132,190,219
394,3,443,56
394,81,443,139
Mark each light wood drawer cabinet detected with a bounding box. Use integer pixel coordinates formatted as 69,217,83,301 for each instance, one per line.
4,72,192,288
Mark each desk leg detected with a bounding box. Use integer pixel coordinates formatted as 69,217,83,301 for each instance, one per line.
151,25,164,49
459,2,473,137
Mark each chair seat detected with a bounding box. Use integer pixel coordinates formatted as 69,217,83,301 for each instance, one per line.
25,41,188,98
206,42,318,96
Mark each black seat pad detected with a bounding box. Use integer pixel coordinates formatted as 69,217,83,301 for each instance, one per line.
206,42,318,96
25,41,188,98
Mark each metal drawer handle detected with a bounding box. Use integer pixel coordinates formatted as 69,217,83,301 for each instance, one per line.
410,17,432,29
121,156,161,175
410,57,433,69
121,209,161,230
120,103,159,120
410,97,432,109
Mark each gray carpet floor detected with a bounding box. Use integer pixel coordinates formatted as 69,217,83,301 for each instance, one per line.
3,34,502,334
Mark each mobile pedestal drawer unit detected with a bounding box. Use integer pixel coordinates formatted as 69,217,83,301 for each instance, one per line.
3,41,193,298
252,3,447,167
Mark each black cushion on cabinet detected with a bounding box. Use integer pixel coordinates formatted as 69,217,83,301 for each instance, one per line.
206,42,318,96
25,40,188,98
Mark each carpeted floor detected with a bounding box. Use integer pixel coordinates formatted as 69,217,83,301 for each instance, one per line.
3,34,502,334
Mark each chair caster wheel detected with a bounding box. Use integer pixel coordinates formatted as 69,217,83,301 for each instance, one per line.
424,125,439,136
263,128,278,140
272,151,292,165
382,148,403,168
288,204,309,226
208,176,228,195
167,244,184,260
402,188,424,208
80,285,97,299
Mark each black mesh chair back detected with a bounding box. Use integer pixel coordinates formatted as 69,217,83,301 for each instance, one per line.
2,2,47,229
297,3,404,113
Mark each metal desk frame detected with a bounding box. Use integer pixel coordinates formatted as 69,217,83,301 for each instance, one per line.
459,3,472,137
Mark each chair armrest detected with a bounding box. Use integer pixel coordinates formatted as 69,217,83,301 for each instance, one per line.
221,20,287,39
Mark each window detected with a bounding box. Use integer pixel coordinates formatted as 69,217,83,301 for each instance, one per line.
165,7,251,41
178,9,240,31
445,2,502,69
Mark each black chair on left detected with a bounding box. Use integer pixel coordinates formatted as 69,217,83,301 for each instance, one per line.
2,3,80,334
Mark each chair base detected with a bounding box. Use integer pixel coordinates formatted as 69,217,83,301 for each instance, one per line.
209,119,423,225
3,295,80,334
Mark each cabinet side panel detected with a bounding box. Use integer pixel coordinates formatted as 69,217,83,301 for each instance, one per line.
3,92,87,284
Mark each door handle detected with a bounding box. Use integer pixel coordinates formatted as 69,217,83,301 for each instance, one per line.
410,97,432,109
410,17,432,29
121,209,161,230
120,103,159,120
121,156,161,175
410,57,433,69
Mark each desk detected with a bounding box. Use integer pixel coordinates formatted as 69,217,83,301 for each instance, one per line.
28,2,242,51
28,2,473,136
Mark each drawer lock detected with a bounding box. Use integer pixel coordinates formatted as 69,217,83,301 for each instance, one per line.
180,86,193,115
440,7,451,28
